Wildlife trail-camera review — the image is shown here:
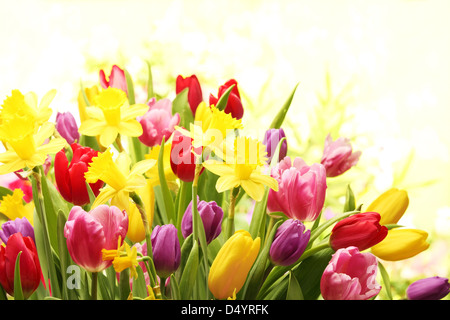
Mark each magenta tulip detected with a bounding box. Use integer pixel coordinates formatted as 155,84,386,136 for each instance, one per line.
267,156,327,222
55,111,80,145
64,205,128,273
406,276,450,300
138,98,180,147
320,246,381,300
151,224,181,278
320,134,361,178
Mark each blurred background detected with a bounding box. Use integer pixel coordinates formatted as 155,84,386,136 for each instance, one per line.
0,0,449,298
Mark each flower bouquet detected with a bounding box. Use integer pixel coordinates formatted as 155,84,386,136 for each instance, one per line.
0,63,447,303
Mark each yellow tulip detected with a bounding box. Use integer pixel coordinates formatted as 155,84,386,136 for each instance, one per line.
366,188,409,225
370,228,430,261
208,230,260,300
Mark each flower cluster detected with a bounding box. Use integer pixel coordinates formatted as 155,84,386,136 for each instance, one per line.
0,63,444,302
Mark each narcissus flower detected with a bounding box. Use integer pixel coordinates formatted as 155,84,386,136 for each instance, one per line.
320,134,361,177
370,228,429,261
0,172,33,203
111,242,139,279
64,205,128,273
366,188,409,225
99,65,128,95
0,189,35,225
208,230,260,300
78,87,149,148
406,276,450,300
203,137,278,202
176,74,203,115
0,233,43,299
320,246,381,300
84,148,156,210
267,156,327,221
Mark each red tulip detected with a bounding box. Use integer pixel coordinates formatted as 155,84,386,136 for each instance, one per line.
170,130,203,182
330,212,388,251
209,79,244,120
176,75,203,115
0,233,43,299
54,143,104,206
99,65,128,95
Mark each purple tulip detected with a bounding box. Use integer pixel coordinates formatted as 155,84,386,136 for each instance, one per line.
138,98,180,147
151,224,181,278
406,276,450,300
320,134,361,177
269,219,310,266
181,197,223,244
56,111,80,145
263,128,287,164
267,156,327,222
0,217,34,244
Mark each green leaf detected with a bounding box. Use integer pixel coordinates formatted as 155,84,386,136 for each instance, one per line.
172,88,194,129
0,283,7,300
248,187,269,240
215,85,235,111
169,274,181,300
177,233,194,279
131,267,148,299
286,271,304,300
378,261,393,300
56,210,71,300
0,186,13,198
270,83,299,129
157,137,176,224
124,68,136,105
343,184,356,212
146,60,155,100
179,241,199,300
119,269,131,300
13,251,24,300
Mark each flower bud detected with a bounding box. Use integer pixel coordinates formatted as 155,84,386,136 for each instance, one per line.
170,130,203,182
181,197,223,244
320,246,381,300
269,219,310,266
406,276,450,300
209,79,244,120
320,134,361,177
208,230,260,300
267,156,327,222
263,128,287,164
330,212,388,252
366,188,409,225
151,224,181,279
370,228,429,261
56,112,80,145
176,74,203,115
0,217,34,244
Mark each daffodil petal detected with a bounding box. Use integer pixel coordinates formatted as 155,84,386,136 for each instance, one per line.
129,159,156,176
35,122,56,146
39,89,57,110
249,171,279,192
203,161,234,176
79,119,107,136
216,175,240,193
36,138,67,155
92,186,116,208
121,103,149,121
99,126,119,147
240,179,266,202
118,120,143,137
85,106,105,120
0,158,26,175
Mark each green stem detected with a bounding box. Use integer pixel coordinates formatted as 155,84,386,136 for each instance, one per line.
91,272,98,300
225,187,240,239
130,192,153,259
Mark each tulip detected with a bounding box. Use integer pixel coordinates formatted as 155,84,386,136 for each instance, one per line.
54,143,104,206
0,217,34,244
406,276,450,300
329,212,388,252
262,128,287,164
151,224,181,279
99,65,128,95
267,156,327,222
64,205,128,273
320,246,381,300
176,74,203,115
370,228,429,261
0,233,43,299
181,197,223,244
138,98,180,147
320,134,361,177
366,188,409,225
269,219,310,266
208,230,260,300
209,79,244,120
170,129,203,182
0,172,33,203
55,111,80,145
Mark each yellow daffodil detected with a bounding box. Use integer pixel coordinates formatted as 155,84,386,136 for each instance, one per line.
77,85,99,123
78,87,148,148
0,189,34,224
84,148,156,209
203,136,278,201
101,235,124,261
1,89,54,127
111,242,139,279
0,116,66,175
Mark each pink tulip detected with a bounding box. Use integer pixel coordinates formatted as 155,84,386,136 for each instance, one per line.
99,65,128,95
320,246,381,300
64,205,128,273
0,172,33,203
138,98,180,147
267,156,327,222
320,134,361,177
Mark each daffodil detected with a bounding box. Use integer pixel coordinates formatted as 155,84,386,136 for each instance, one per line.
111,242,139,279
0,115,66,175
203,136,278,201
0,189,34,224
1,89,54,127
84,148,156,209
77,85,99,123
78,87,149,148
